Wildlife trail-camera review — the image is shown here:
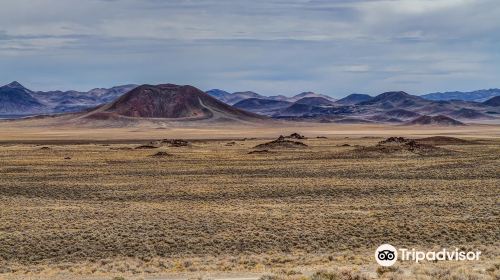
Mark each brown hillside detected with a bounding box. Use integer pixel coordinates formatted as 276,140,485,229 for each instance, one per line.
405,115,465,126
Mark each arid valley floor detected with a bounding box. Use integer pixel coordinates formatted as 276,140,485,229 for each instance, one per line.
0,124,499,280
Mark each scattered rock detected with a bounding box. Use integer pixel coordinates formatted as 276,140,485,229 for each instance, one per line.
254,135,308,149
135,145,159,150
64,157,71,160
341,144,351,147
151,151,173,157
286,133,306,139
378,137,411,144
415,136,475,145
380,136,474,146
401,140,448,155
162,139,190,147
39,147,51,150
333,136,455,158
225,141,236,146
110,147,133,150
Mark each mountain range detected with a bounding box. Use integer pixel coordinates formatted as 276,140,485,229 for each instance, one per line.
421,88,500,102
0,82,137,116
31,84,137,114
0,81,499,125
228,90,499,124
0,81,47,114
483,96,500,107
205,89,336,105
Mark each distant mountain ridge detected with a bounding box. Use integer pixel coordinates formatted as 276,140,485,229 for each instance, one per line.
483,96,500,107
0,81,137,115
421,89,500,102
205,89,264,105
233,98,292,115
0,82,47,114
206,89,336,105
294,97,334,106
334,93,372,105
263,90,499,124
1,81,499,124
287,92,336,102
31,84,137,113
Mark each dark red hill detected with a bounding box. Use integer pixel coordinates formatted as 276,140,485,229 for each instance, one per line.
85,84,267,122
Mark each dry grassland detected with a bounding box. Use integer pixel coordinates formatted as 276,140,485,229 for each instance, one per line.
0,134,499,279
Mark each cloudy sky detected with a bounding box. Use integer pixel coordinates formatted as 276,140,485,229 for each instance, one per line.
0,0,499,97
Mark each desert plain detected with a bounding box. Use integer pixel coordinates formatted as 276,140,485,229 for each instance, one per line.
0,122,499,280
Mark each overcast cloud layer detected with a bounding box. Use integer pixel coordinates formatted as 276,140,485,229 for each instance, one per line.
0,0,499,97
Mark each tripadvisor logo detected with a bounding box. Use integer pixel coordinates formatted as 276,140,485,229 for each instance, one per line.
375,244,398,266
375,244,481,266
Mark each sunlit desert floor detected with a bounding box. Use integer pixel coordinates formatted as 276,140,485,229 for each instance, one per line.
0,120,499,141
0,123,499,280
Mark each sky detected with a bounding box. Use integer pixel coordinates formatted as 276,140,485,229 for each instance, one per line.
0,0,499,97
